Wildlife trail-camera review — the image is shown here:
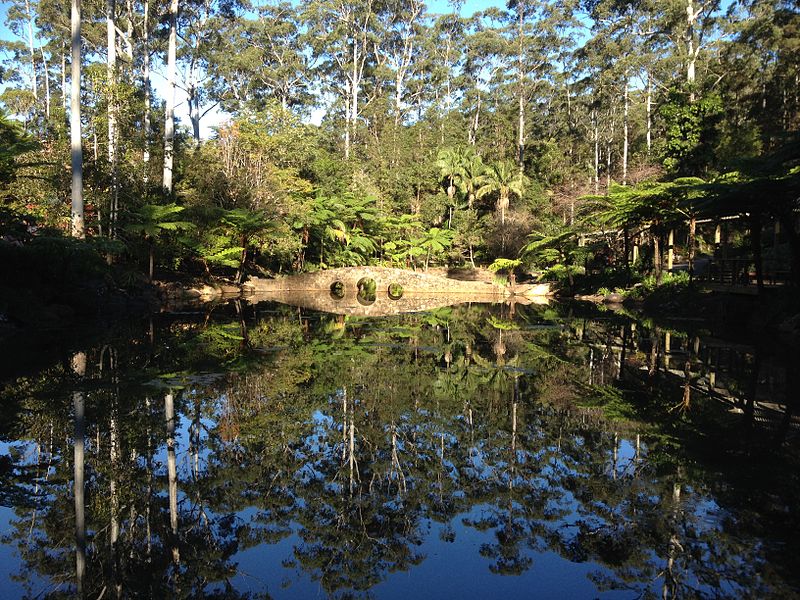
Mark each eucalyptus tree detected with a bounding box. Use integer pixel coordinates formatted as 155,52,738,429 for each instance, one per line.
582,0,652,186
4,0,41,109
382,0,426,128
505,0,574,171
106,0,119,236
70,0,83,238
426,11,468,141
461,13,506,148
175,0,243,142
717,0,800,151
302,0,387,160
206,3,312,115
162,0,178,192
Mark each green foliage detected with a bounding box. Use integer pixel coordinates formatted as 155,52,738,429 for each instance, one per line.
0,110,37,188
657,89,723,176
578,384,640,422
487,258,522,273
519,226,595,291
125,203,195,239
476,160,529,223
1,0,798,286
626,271,691,302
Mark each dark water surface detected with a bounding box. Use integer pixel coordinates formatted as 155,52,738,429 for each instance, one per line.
0,301,798,599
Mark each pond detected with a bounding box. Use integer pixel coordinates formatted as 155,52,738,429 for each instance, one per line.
0,300,798,599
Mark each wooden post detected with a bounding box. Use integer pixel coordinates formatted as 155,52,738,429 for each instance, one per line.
667,229,674,272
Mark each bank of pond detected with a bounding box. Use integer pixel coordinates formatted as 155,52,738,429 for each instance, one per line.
0,300,798,598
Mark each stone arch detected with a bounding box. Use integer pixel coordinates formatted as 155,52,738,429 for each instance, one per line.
330,280,345,300
356,277,376,305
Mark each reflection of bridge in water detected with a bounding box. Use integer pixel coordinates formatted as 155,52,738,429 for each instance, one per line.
243,266,550,316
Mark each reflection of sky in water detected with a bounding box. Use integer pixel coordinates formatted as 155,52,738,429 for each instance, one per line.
0,303,796,598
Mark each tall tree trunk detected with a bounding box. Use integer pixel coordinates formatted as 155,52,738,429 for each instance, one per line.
343,81,351,159
70,0,84,239
189,82,200,142
162,0,178,193
40,46,50,118
25,0,38,101
592,108,599,194
124,0,134,60
72,352,86,597
62,46,68,109
516,0,525,171
107,0,118,237
142,0,151,185
646,72,652,155
348,37,360,161
110,401,121,597
165,392,180,565
622,75,629,185
686,0,697,102
688,214,696,282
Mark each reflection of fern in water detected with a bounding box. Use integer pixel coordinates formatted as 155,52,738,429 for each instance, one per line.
578,384,640,422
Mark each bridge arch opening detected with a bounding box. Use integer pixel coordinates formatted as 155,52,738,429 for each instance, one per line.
356,277,376,305
330,280,345,300
388,282,404,300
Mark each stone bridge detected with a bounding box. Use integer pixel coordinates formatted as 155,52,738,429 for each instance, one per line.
241,267,550,316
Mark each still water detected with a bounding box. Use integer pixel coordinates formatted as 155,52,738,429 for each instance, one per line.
0,301,797,599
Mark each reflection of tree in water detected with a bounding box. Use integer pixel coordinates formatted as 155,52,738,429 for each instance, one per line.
0,302,797,598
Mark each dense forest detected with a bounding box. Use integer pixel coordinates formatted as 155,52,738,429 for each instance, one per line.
1,0,799,308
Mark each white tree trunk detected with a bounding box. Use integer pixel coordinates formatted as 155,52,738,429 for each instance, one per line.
107,0,118,237
62,47,67,109
470,94,481,146
25,0,38,100
592,108,599,195
72,353,86,596
622,76,629,186
606,121,613,192
40,45,50,118
646,72,652,154
165,392,180,564
70,0,84,239
686,0,697,102
162,0,178,192
343,82,350,160
517,0,525,170
142,0,150,184
349,37,359,160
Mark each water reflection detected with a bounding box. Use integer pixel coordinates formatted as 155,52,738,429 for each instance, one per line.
0,302,797,598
